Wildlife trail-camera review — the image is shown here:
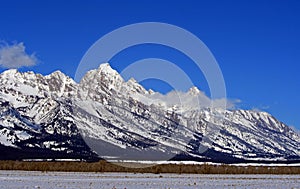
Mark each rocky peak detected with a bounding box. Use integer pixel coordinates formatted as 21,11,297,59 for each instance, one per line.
125,77,147,94
187,86,201,96
44,70,77,97
1,69,18,76
80,63,124,92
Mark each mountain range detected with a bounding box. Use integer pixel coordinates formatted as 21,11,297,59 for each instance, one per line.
0,63,299,163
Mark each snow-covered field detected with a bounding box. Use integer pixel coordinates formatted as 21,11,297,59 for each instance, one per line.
0,171,299,189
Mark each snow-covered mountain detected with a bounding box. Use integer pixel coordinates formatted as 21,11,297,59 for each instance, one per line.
0,63,299,163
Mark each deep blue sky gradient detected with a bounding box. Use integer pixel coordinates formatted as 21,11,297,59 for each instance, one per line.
0,0,299,129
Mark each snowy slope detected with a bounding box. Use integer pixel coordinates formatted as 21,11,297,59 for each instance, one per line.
0,63,299,162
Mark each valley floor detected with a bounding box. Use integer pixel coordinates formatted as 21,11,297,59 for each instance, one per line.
0,170,299,189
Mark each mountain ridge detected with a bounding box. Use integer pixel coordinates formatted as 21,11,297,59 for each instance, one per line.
0,63,299,163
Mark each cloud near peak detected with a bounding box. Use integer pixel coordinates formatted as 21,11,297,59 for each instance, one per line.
0,42,38,69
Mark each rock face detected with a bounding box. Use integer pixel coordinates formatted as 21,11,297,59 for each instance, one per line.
0,63,299,163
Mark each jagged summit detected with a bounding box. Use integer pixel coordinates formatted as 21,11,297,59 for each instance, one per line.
1,69,18,75
125,77,148,94
95,63,123,81
46,70,69,79
98,62,117,73
188,86,201,96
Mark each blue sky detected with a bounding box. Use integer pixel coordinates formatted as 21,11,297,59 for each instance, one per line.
0,0,299,129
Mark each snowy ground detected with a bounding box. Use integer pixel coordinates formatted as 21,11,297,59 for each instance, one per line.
0,171,299,189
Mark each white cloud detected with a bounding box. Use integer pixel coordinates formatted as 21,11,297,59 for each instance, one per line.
158,91,240,110
131,86,240,111
251,105,270,113
0,42,38,69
